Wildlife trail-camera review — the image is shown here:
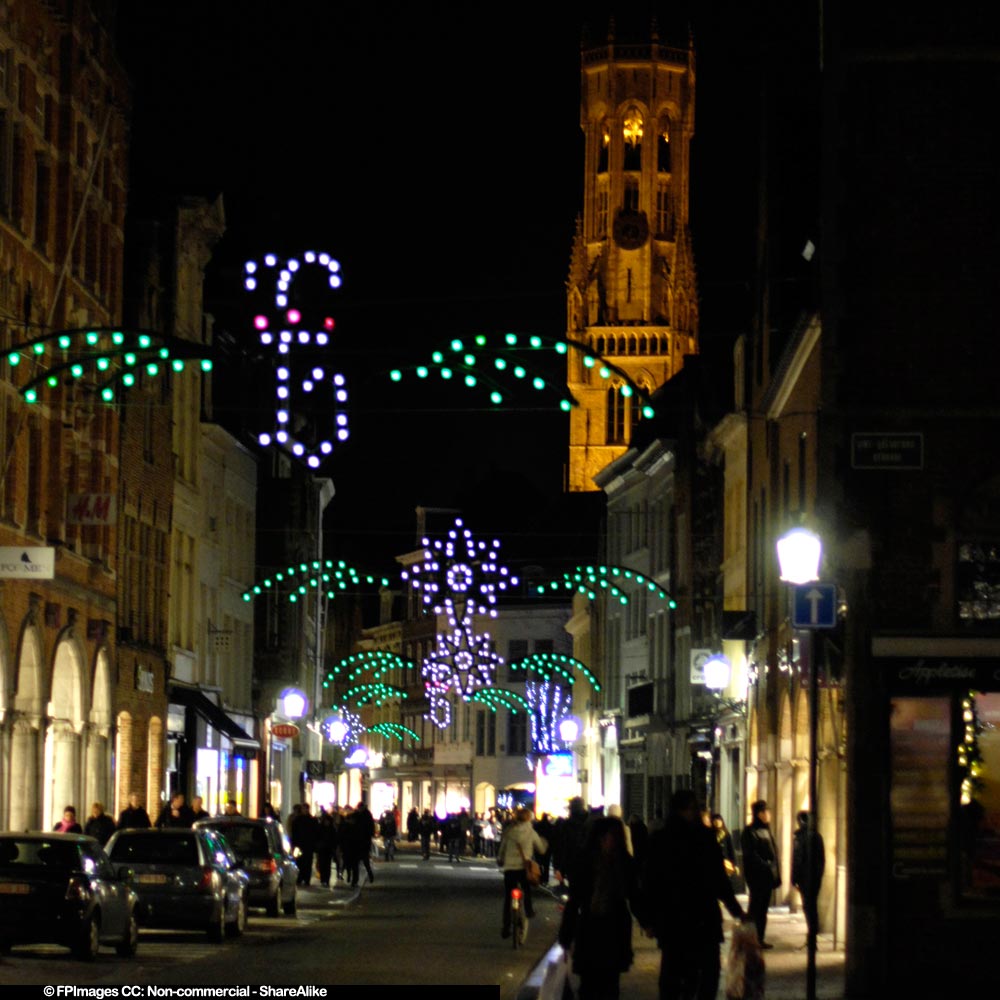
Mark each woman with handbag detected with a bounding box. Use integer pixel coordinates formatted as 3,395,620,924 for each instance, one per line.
558,815,638,1000
497,807,547,939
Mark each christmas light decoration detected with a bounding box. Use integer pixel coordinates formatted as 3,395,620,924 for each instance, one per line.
243,252,346,467
399,517,519,728
527,677,571,755
387,332,656,418
242,560,388,603
534,565,677,609
958,692,986,806
366,722,420,743
507,652,601,691
6,328,215,404
322,708,364,747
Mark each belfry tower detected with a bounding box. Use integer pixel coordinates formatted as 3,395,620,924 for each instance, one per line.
566,22,699,491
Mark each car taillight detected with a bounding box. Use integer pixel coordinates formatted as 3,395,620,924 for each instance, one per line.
66,876,92,902
197,867,220,892
511,888,523,901
254,859,277,874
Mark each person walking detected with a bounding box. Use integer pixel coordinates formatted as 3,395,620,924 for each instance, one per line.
54,805,83,833
559,815,638,999
497,807,547,939
190,796,210,821
741,800,781,949
156,792,194,829
292,803,319,886
315,806,337,887
407,807,420,843
117,793,151,830
84,802,116,845
349,800,376,884
791,810,825,941
419,808,436,860
379,807,397,860
640,789,745,1000
553,795,590,888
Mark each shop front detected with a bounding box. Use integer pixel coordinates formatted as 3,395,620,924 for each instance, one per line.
876,638,1000,990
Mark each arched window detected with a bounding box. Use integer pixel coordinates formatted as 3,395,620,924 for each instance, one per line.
596,336,606,355
606,386,626,444
628,336,637,356
658,119,671,172
598,123,610,173
618,336,627,354
623,107,643,171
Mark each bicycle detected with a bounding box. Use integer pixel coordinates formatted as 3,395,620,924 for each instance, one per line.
510,885,528,948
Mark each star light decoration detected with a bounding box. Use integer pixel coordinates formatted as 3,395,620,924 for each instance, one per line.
244,251,348,469
400,518,518,729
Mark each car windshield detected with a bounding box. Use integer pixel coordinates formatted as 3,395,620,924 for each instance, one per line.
109,835,199,865
208,825,269,858
0,839,80,869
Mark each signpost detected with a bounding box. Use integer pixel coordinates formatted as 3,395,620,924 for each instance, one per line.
793,583,838,629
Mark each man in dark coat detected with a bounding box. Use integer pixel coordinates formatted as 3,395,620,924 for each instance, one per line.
641,789,745,1000
291,803,319,885
84,802,116,845
156,792,194,829
117,793,151,830
741,799,781,949
553,795,590,887
418,808,436,860
791,810,825,940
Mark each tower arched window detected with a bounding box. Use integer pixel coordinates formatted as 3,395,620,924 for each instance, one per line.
598,124,610,174
623,107,643,171
658,120,671,172
596,336,606,356
606,385,626,445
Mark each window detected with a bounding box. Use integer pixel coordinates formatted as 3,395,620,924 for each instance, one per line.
507,711,527,756
534,639,554,655
623,107,643,171
656,184,672,237
34,155,50,254
624,178,639,213
658,122,671,172
606,386,626,444
475,710,485,756
597,185,609,238
597,125,609,173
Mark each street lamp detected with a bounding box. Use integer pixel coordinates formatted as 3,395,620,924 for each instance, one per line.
776,526,823,1000
703,653,731,693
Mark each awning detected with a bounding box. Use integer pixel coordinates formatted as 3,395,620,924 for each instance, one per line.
168,684,260,752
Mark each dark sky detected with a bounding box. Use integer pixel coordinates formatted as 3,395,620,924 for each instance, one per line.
114,1,761,578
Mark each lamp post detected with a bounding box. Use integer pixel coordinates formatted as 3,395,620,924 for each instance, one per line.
776,527,822,1000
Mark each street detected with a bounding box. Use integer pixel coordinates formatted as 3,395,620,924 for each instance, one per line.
0,844,561,996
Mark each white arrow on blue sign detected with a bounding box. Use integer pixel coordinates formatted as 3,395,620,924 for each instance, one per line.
792,582,838,629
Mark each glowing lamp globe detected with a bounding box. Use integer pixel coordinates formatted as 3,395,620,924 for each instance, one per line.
280,688,308,719
703,654,731,692
776,527,822,584
558,715,582,744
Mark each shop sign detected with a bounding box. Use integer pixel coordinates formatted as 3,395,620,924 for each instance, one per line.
135,665,155,694
0,547,54,579
67,493,116,525
271,723,299,739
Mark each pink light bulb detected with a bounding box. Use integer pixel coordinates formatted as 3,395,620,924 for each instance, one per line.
287,309,301,324
254,315,268,330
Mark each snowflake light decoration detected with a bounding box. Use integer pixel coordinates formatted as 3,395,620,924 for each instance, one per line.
322,706,364,747
244,251,347,468
400,518,518,729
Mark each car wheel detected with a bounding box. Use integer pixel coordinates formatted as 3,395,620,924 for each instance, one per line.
115,913,139,958
226,894,247,938
282,887,297,916
74,913,101,961
266,887,280,918
207,903,226,942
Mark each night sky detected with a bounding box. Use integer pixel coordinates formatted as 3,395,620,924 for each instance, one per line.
114,1,762,580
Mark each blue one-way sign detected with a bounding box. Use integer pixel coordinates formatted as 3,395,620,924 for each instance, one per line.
792,583,838,629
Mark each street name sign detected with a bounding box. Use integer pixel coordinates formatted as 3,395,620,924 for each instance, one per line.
793,583,838,629
851,432,923,470
0,547,55,579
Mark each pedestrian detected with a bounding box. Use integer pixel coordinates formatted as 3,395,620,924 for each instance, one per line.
553,795,590,887
740,800,781,950
498,807,548,939
190,795,210,821
445,812,463,862
419,807,436,860
262,801,279,821
628,814,649,869
156,792,194,829
559,815,638,999
84,802,116,845
223,798,240,816
54,805,82,833
292,802,318,885
117,792,151,830
379,807,397,860
640,789,746,1000
535,812,554,882
315,806,337,888
482,810,497,858
791,810,825,941
712,814,741,893
407,807,420,843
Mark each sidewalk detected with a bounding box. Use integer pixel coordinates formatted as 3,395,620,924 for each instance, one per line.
520,902,846,1000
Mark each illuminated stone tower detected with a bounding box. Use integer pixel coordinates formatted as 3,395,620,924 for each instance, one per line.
566,23,699,491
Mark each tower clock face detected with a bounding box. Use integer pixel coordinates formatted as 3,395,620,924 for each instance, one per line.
613,210,649,250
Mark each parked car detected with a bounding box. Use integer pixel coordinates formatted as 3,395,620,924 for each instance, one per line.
106,827,248,941
0,832,139,960
195,816,298,917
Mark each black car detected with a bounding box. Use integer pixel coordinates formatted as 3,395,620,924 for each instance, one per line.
106,827,249,941
195,817,298,917
0,833,139,960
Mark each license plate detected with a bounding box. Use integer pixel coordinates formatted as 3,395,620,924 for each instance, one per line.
137,874,168,885
0,883,30,894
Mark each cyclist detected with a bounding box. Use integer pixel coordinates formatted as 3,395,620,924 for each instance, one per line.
497,806,547,940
